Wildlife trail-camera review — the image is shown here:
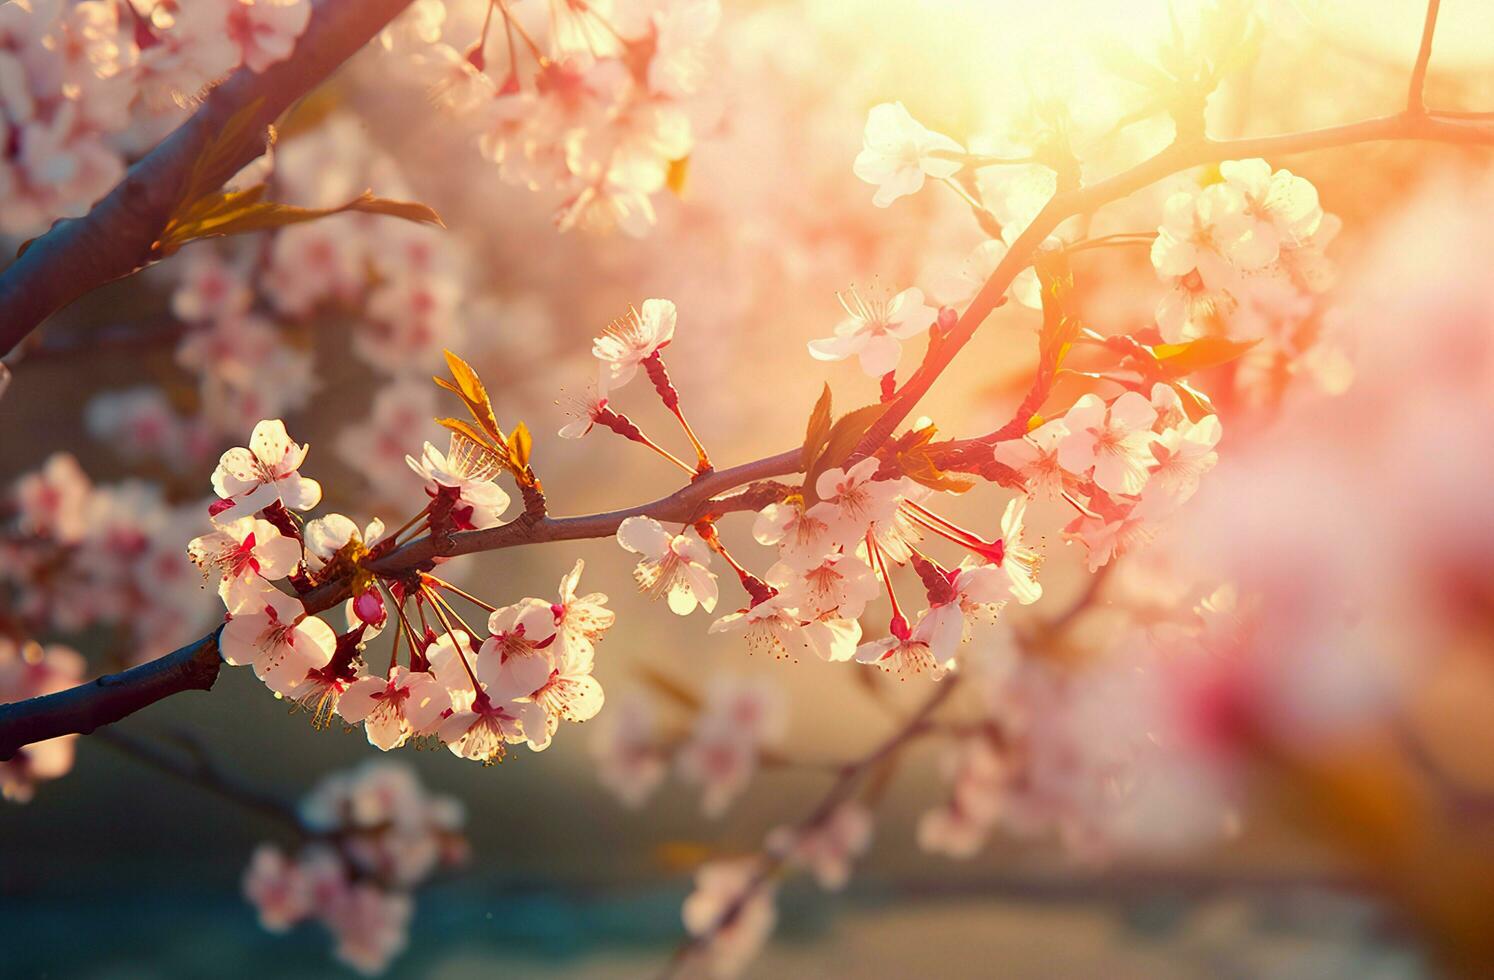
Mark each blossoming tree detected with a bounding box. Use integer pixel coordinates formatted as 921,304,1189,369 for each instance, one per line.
4,0,1494,975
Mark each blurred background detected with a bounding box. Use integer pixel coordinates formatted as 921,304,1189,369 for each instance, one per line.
4,0,1494,976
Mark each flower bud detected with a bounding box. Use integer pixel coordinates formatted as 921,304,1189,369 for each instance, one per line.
353,588,386,628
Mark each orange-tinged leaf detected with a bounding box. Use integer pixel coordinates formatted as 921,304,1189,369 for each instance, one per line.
438,350,502,442
180,97,269,211
1153,335,1260,379
508,422,532,471
899,445,976,494
1035,251,1081,371
801,384,833,472
155,188,443,256
803,401,892,506
666,155,689,197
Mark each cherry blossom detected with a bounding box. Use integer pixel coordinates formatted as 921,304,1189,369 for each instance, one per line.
766,802,873,891
808,458,897,546
220,587,337,697
932,238,1043,311
616,516,719,615
677,725,759,817
1151,182,1266,290
766,552,879,621
648,0,722,98
993,418,1072,499
681,858,778,977
303,513,387,564
752,500,837,571
854,617,944,680
0,640,85,802
338,667,449,751
527,636,606,738
1218,158,1323,263
13,452,91,544
437,660,551,762
211,419,323,519
807,285,939,377
1056,392,1159,496
709,593,862,663
170,247,253,323
852,101,963,208
591,298,677,392
243,844,311,932
1148,413,1223,505
223,0,312,74
994,496,1043,606
405,440,512,530
551,559,615,662
590,690,668,808
186,515,302,609
482,597,560,668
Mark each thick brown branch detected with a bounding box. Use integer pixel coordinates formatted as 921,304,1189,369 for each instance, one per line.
0,0,416,358
0,630,221,761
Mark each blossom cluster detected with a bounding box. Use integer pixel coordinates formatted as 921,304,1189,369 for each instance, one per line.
591,675,785,817
0,452,209,664
87,113,471,491
999,384,1222,571
189,416,614,764
0,636,84,801
384,0,721,237
0,0,312,238
242,761,465,975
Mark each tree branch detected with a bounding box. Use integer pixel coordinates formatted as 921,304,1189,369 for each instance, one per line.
0,629,221,760
853,109,1494,456
664,676,962,979
0,0,416,359
96,725,303,830
1407,0,1442,114
0,450,802,757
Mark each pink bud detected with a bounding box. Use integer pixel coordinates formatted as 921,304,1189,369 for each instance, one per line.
208,498,235,518
937,306,958,332
353,589,386,627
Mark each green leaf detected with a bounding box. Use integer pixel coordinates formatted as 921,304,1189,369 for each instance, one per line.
800,384,833,472
803,401,892,506
1152,335,1260,379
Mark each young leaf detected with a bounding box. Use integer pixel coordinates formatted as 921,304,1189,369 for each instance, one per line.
898,444,977,494
438,350,503,443
179,98,270,212
154,188,444,257
509,422,533,472
1035,251,1081,372
1152,336,1260,379
803,401,892,506
801,384,833,471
